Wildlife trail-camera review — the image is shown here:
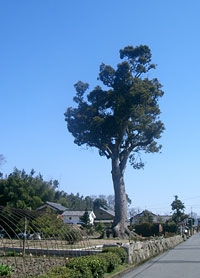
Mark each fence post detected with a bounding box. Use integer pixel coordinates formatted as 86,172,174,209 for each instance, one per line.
22,217,27,257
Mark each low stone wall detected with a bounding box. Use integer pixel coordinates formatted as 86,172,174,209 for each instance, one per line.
122,235,183,264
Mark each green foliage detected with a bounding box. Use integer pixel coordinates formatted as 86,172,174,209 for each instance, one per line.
0,263,13,276
95,222,106,233
65,45,164,169
66,257,93,278
87,256,107,278
35,266,84,278
32,210,82,242
137,210,154,224
102,247,128,264
43,266,85,278
65,45,164,233
93,198,108,209
0,168,57,209
66,252,122,276
37,250,125,278
132,222,178,237
97,252,121,272
79,210,90,226
163,222,177,234
133,223,159,237
171,195,186,225
0,168,94,210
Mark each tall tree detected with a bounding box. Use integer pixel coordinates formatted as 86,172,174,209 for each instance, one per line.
65,45,164,238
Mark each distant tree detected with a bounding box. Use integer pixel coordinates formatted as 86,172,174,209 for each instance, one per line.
171,195,186,225
0,154,5,178
128,207,141,220
32,209,82,242
79,210,90,226
65,45,164,237
93,198,108,209
107,195,115,210
0,168,95,210
0,168,58,209
138,210,154,224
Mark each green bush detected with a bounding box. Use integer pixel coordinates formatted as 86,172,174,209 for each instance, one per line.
36,249,124,278
97,252,121,272
133,223,159,237
66,257,93,278
102,246,128,263
95,222,106,233
66,251,123,276
86,255,107,278
66,255,107,278
0,263,13,276
163,222,177,234
37,266,87,278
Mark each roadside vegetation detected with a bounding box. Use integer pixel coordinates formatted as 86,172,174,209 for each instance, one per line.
32,247,128,278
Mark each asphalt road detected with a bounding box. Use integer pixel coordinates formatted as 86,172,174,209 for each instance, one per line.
121,233,200,278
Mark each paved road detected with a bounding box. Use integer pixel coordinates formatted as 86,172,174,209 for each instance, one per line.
122,233,200,278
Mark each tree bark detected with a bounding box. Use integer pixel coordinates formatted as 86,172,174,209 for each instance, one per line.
111,156,131,238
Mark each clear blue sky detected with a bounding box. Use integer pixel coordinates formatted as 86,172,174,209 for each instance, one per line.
1,0,200,216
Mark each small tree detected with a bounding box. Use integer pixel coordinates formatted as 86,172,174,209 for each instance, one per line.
80,210,90,226
171,195,186,225
65,45,164,238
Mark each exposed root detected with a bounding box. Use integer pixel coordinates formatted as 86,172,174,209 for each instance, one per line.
106,223,139,239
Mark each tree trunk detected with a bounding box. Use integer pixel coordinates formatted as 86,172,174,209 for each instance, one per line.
111,157,131,238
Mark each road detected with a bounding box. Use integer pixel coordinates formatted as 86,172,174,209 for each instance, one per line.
122,233,200,278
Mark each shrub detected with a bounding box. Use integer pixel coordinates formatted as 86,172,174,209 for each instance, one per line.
35,250,123,278
102,246,128,263
0,263,13,276
66,252,122,276
97,252,121,272
66,255,107,278
66,257,93,278
36,266,86,278
95,222,106,233
86,255,107,278
133,223,159,237
163,222,177,234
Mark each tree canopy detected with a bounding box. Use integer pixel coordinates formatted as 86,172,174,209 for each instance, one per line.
65,45,164,169
171,195,186,224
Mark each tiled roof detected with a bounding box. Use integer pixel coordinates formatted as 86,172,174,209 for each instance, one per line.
62,210,93,217
98,206,115,216
46,201,67,212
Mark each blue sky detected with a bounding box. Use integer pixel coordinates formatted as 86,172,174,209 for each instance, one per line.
1,0,200,216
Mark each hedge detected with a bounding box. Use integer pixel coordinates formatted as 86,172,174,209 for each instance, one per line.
102,246,128,264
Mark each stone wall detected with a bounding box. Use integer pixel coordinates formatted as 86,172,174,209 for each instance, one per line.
122,235,183,264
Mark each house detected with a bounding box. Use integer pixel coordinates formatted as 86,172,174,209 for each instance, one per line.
131,210,171,224
93,206,115,224
62,210,96,225
36,201,68,214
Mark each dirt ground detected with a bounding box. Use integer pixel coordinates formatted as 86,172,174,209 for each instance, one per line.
0,256,66,277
